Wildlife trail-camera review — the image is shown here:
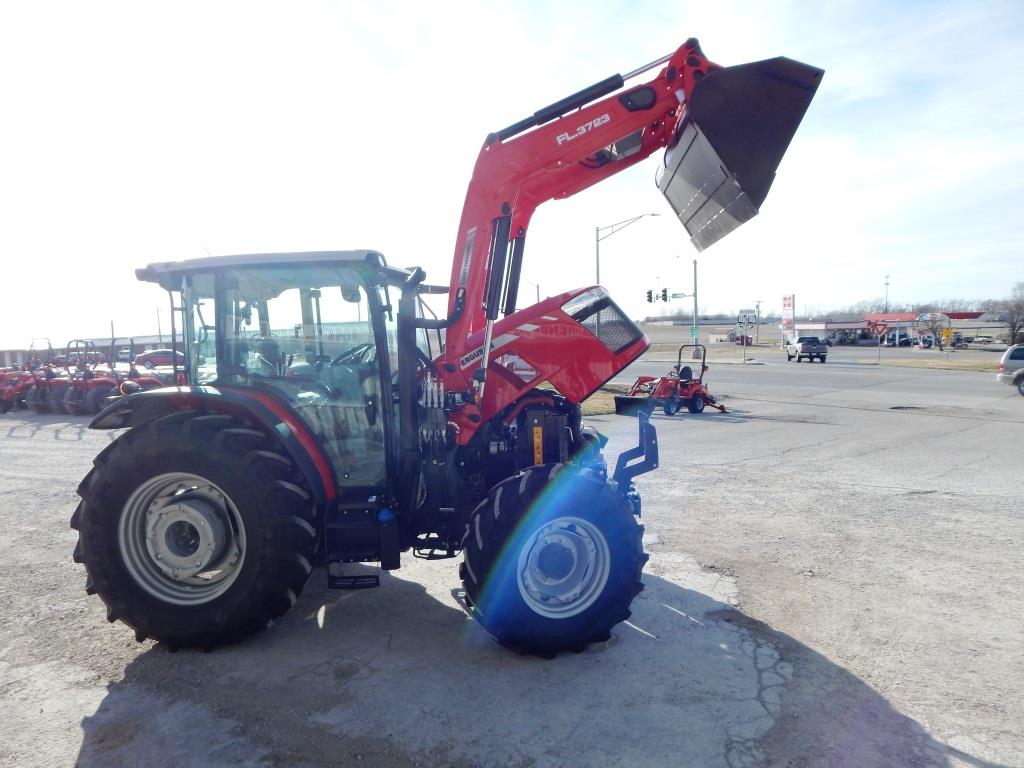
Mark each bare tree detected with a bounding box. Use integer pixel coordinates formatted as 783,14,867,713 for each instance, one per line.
1001,282,1024,345
922,314,949,350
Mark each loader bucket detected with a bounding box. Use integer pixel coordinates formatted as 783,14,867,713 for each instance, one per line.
658,57,823,251
614,395,654,416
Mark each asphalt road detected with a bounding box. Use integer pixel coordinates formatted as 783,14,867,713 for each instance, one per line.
618,347,1010,412
0,360,1021,768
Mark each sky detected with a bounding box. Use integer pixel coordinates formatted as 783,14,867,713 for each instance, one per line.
1,0,1022,349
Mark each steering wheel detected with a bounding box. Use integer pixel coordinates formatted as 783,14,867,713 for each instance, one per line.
329,343,375,368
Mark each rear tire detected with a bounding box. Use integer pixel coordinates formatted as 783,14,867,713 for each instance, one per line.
64,386,86,415
85,386,111,415
687,395,706,413
786,354,793,361
1017,378,1024,397
26,385,51,413
50,383,70,414
71,411,319,648
819,356,827,364
460,463,646,657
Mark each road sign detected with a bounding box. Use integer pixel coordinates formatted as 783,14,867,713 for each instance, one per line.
690,327,698,338
671,292,688,299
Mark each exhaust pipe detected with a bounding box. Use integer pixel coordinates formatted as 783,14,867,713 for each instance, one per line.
658,57,824,251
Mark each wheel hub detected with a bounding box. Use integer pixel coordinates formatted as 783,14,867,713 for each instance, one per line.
146,497,228,580
537,540,576,581
517,517,611,619
119,473,246,606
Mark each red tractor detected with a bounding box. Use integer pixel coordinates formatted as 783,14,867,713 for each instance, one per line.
63,338,166,415
28,340,96,415
615,344,727,416
71,38,821,655
0,370,32,413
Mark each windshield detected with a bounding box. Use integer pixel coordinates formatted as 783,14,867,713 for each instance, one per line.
187,265,376,385
185,264,389,489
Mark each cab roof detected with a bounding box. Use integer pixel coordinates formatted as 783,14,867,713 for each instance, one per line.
135,250,410,291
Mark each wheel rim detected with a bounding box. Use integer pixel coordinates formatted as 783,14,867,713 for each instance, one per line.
119,473,247,606
516,516,611,619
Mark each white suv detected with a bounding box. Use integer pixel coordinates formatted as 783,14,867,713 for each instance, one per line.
996,345,1024,396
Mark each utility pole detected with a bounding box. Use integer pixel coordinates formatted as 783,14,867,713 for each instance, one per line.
692,259,699,357
885,274,890,313
754,300,762,344
669,259,700,357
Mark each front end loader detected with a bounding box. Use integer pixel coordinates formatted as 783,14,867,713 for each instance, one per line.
71,37,821,656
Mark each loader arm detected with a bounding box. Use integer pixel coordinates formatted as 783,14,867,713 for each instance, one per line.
439,37,822,394
443,39,711,353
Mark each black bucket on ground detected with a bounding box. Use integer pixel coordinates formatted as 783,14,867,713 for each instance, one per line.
614,395,655,416
657,57,824,251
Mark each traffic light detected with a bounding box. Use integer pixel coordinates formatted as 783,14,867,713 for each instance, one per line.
661,288,668,302
646,290,653,303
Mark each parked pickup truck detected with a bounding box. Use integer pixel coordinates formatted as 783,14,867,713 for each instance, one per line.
786,336,828,363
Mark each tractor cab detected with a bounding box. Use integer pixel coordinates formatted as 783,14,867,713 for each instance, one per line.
134,250,432,495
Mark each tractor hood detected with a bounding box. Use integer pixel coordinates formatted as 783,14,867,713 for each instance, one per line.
658,57,823,251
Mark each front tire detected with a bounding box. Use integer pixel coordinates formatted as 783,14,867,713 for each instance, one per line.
1017,377,1024,397
663,400,680,416
71,411,319,648
460,463,646,657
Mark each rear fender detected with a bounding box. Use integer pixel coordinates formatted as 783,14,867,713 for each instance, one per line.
90,386,335,503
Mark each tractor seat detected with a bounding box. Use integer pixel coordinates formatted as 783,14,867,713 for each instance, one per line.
678,365,693,382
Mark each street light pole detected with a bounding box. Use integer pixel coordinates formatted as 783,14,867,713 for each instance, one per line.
754,299,762,344
595,212,659,285
885,274,890,313
692,259,698,348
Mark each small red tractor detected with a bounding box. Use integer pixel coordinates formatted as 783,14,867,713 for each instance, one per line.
615,344,727,416
26,340,96,414
0,370,31,413
63,338,166,415
71,38,820,655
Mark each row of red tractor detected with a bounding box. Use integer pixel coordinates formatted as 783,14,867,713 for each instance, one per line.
0,339,174,416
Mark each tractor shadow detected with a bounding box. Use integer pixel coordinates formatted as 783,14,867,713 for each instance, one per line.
73,565,1005,768
3,411,91,440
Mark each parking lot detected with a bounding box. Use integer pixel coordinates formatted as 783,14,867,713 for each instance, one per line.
1,358,1021,768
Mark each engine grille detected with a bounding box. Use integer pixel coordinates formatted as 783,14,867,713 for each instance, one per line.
564,291,643,355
